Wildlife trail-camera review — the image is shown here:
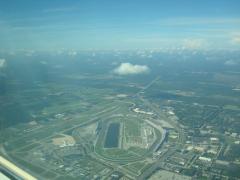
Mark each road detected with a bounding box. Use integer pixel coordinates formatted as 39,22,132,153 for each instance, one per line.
134,77,187,179
137,148,175,180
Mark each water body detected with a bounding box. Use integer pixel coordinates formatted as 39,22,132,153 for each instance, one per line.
104,123,120,148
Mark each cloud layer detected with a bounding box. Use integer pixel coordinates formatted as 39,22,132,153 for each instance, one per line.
113,63,149,75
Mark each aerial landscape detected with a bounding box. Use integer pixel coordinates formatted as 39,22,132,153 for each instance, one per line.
0,0,240,180
0,49,240,179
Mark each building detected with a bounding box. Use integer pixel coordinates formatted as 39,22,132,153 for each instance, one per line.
210,137,219,144
199,156,212,162
52,134,76,147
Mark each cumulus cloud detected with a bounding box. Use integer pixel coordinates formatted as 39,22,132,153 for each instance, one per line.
113,63,149,75
0,58,6,68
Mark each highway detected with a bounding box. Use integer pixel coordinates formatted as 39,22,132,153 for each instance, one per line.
134,77,187,179
137,148,175,180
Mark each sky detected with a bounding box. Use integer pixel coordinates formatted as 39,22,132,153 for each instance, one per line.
0,0,240,51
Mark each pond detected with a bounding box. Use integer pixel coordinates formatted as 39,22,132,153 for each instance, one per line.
104,123,120,148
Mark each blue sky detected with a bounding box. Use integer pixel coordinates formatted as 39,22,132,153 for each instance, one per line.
0,0,240,51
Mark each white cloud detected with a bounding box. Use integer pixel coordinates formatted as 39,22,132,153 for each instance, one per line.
68,51,77,56
224,60,237,66
182,39,206,49
0,58,6,68
232,36,240,44
40,61,47,65
113,63,149,75
25,50,35,57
